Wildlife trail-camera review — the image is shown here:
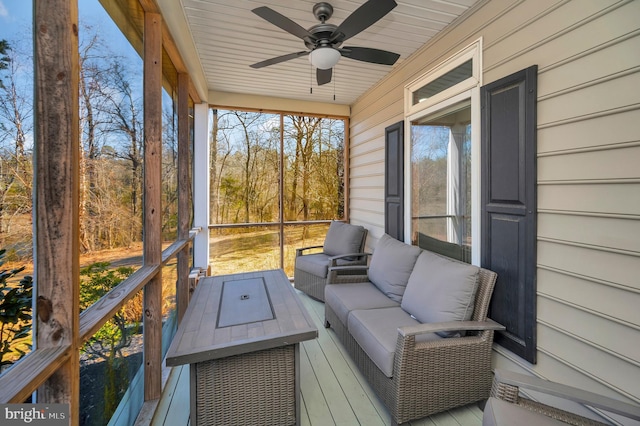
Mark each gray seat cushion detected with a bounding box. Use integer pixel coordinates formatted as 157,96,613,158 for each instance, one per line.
323,221,366,258
368,234,422,302
348,307,441,378
325,282,399,326
401,250,479,337
295,252,331,277
483,397,565,426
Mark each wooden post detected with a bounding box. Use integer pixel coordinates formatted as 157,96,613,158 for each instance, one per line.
33,0,80,423
143,11,163,401
177,72,191,323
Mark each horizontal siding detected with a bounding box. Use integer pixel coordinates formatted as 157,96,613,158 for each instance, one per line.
349,0,640,415
538,213,640,254
538,145,640,182
538,286,640,363
538,183,640,216
538,109,639,153
538,240,639,291
537,323,639,403
537,268,640,329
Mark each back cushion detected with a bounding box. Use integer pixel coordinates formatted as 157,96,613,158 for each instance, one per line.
401,251,479,337
368,234,422,302
323,221,366,257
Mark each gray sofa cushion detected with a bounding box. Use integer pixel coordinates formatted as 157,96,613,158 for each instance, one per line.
295,252,331,277
348,307,441,378
483,398,565,426
325,282,399,326
368,234,422,302
323,221,366,257
401,250,479,337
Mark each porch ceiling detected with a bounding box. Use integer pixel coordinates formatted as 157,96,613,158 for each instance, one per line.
158,0,482,105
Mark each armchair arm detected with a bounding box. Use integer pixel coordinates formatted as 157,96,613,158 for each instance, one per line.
295,245,324,257
327,265,370,284
398,318,505,338
328,252,371,266
493,369,640,421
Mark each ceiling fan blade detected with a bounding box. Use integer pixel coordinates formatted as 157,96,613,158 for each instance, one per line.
250,51,309,69
252,6,316,41
331,0,397,42
317,68,332,85
340,46,400,65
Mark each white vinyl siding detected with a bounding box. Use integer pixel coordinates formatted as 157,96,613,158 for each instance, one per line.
348,0,640,415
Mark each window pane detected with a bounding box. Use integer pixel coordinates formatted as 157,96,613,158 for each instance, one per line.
410,101,472,262
412,59,472,105
209,110,280,225
80,285,143,425
162,88,178,241
283,116,345,221
284,222,330,277
162,261,178,356
0,1,34,374
208,108,346,276
209,226,280,275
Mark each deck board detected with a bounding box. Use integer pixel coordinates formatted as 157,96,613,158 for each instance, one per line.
152,289,483,426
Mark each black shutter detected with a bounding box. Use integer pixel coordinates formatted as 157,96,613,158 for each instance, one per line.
481,66,537,363
385,121,404,240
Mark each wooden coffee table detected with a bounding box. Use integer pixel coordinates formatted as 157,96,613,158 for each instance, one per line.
166,269,318,426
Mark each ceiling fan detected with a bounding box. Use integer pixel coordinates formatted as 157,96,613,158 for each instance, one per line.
250,0,400,86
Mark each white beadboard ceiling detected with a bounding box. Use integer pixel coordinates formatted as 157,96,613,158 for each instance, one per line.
168,0,480,105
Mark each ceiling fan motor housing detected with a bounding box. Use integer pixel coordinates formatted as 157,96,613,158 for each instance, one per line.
313,2,334,22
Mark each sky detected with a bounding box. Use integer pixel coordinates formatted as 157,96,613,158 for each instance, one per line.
0,0,31,41
0,1,148,152
0,0,137,59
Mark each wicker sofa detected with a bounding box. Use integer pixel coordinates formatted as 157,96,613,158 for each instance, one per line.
324,234,504,425
294,221,368,301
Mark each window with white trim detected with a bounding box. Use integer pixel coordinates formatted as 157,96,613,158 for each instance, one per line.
404,40,482,264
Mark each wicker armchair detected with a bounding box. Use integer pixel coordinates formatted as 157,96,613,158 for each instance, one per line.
294,221,368,301
485,369,640,425
325,256,504,425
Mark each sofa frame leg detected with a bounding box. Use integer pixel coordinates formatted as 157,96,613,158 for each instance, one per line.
324,320,331,328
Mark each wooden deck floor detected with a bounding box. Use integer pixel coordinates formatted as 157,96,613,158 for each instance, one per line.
150,290,484,426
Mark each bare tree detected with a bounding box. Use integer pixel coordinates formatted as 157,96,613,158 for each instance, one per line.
78,27,124,251
96,60,144,243
286,115,321,221
0,39,33,251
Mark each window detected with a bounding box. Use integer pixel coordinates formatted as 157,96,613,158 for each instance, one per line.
410,100,472,262
412,60,473,106
208,109,347,276
405,40,481,263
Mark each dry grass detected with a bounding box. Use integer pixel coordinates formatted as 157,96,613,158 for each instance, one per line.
2,225,329,365
209,223,329,276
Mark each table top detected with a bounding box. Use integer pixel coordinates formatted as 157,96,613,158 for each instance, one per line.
166,269,318,366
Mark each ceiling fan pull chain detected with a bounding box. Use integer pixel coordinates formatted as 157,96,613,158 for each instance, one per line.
333,69,336,101
310,63,313,94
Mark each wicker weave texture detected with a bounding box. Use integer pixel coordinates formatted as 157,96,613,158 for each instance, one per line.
491,381,609,426
324,260,499,425
195,345,297,426
293,268,327,301
294,227,368,302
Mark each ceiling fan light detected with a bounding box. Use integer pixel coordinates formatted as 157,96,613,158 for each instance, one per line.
309,47,340,70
